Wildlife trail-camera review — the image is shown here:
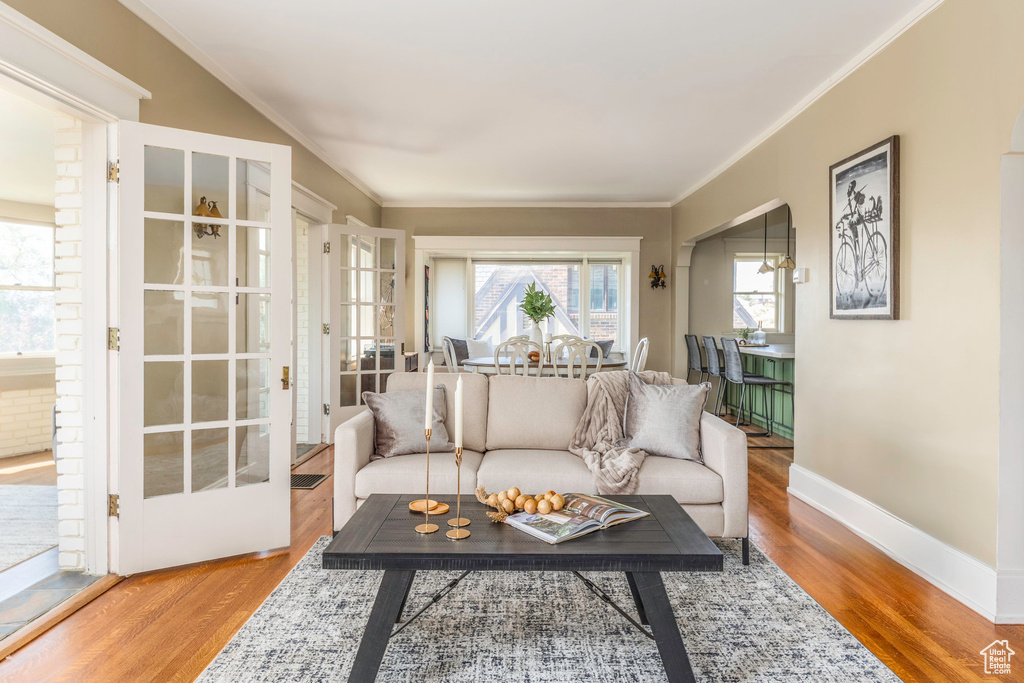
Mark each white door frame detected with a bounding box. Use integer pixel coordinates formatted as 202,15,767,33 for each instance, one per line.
0,3,150,575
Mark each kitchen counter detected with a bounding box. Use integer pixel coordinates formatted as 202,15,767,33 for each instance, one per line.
736,343,795,360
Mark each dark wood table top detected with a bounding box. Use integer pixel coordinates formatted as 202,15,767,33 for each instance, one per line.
462,356,628,369
324,494,723,573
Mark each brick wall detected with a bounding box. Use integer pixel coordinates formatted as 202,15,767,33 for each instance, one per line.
295,224,310,444
0,385,56,457
53,114,86,571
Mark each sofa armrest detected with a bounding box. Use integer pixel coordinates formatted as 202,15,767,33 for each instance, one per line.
333,410,375,531
700,412,748,538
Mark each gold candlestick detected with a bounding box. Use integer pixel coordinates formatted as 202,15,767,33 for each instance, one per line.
415,428,439,534
447,446,471,539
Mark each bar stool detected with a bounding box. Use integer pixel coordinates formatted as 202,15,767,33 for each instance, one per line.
702,335,725,416
684,334,706,384
721,338,793,437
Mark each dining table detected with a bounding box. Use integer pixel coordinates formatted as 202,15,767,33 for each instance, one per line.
461,356,627,375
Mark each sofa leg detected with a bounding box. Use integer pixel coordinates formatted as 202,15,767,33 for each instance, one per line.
741,537,750,565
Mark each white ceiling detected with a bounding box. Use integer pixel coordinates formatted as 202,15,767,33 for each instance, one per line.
130,0,930,204
0,87,56,206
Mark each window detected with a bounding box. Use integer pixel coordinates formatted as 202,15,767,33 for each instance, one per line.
470,259,622,346
0,221,56,354
733,255,780,331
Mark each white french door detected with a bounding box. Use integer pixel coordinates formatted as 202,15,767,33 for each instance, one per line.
117,121,292,574
326,224,406,438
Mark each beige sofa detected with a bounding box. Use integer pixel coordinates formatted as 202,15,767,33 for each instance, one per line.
333,371,749,549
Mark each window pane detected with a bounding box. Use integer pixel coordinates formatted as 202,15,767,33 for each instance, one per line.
734,294,777,330
192,427,229,493
145,146,184,214
472,263,580,342
0,223,53,287
0,290,54,353
236,424,270,486
144,431,184,498
734,260,775,293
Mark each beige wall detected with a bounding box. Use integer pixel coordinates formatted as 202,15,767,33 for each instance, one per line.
672,0,1024,566
382,207,674,372
7,0,380,226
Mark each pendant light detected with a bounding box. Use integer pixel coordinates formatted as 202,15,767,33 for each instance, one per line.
779,204,796,270
757,212,775,274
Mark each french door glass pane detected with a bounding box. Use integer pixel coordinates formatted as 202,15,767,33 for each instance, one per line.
192,428,229,492
236,159,272,221
379,238,396,269
236,294,270,353
193,360,229,422
340,374,358,406
237,226,270,287
379,306,395,337
192,227,229,286
338,305,355,338
144,219,184,285
144,361,184,427
144,146,184,214
379,272,395,304
341,339,357,373
192,293,230,354
358,236,374,268
359,271,374,303
360,374,376,395
144,431,184,498
359,306,374,336
236,425,270,486
380,340,395,370
236,359,270,419
192,152,229,223
339,269,355,302
144,291,184,355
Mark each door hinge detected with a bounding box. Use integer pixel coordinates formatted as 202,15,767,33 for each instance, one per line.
107,327,119,351
323,403,330,415
323,241,331,254
322,323,330,335
107,161,119,183
108,493,120,517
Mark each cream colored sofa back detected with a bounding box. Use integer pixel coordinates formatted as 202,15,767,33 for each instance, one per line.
485,375,588,451
385,371,489,453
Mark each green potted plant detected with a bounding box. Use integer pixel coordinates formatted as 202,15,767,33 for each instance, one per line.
519,282,555,344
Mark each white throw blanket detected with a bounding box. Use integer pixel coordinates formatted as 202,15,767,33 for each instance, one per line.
568,370,675,494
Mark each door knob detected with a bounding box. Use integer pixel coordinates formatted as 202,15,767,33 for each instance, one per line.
281,366,290,390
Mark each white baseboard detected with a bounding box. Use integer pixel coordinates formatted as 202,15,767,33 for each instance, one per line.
787,464,1018,623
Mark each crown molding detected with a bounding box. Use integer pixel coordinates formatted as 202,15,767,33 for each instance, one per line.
382,200,672,209
671,0,946,207
117,0,383,206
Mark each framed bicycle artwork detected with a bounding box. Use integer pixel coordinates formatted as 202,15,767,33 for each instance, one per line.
829,135,900,320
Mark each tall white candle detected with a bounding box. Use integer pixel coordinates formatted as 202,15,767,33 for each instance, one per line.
424,359,435,431
454,375,464,449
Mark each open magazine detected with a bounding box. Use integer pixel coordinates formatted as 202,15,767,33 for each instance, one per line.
504,493,649,545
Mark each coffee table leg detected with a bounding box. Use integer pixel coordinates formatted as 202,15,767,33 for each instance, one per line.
349,570,415,682
628,572,696,683
624,572,649,625
396,570,416,623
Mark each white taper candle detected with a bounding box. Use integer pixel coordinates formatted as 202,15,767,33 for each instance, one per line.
454,375,464,449
424,358,435,431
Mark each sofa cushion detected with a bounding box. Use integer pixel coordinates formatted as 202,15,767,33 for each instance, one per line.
386,372,488,453
636,455,723,504
477,449,595,496
362,386,453,460
681,504,725,538
355,450,483,498
486,376,587,450
625,373,710,462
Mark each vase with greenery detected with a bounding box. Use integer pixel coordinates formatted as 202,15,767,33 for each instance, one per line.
519,282,555,345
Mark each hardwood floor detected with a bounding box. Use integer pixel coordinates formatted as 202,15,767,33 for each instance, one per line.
0,439,1020,682
0,451,56,486
0,448,335,683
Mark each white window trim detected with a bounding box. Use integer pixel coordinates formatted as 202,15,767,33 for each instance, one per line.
413,235,641,364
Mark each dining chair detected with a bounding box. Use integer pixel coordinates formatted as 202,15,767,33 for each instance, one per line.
441,336,460,373
553,340,602,379
629,337,649,373
493,339,544,377
505,335,530,342
721,337,792,436
549,334,582,361
685,334,707,384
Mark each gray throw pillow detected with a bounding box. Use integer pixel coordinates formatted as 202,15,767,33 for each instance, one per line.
362,386,455,460
587,340,614,360
444,337,469,367
623,372,711,462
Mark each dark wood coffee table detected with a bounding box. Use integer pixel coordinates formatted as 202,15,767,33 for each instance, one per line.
324,493,723,682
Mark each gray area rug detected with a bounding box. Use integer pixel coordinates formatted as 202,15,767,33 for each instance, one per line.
200,537,897,682
0,485,58,572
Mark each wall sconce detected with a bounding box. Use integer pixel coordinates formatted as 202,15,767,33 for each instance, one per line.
649,264,666,289
193,196,222,239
